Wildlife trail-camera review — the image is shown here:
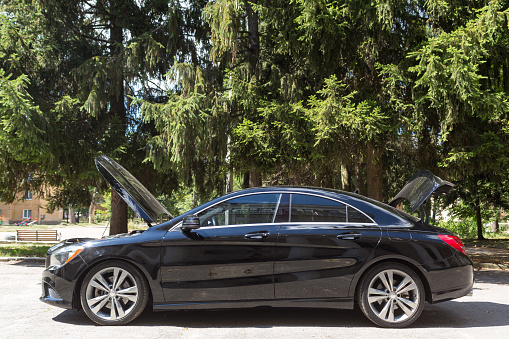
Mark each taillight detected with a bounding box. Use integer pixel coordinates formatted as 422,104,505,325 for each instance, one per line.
438,234,467,255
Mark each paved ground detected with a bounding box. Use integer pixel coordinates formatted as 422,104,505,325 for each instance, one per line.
1,260,509,339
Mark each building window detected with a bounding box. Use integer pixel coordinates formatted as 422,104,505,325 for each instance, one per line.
25,191,33,200
23,210,32,219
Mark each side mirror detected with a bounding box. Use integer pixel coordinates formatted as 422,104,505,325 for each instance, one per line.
181,215,200,231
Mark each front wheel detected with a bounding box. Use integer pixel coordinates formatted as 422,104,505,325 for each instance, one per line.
80,261,149,325
358,262,425,328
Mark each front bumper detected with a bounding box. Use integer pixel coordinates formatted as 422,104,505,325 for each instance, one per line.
40,259,87,310
40,267,75,309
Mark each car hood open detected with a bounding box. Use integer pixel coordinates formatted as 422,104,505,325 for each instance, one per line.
95,156,172,223
388,170,454,212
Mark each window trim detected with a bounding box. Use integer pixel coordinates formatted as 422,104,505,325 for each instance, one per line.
171,191,377,231
23,209,32,219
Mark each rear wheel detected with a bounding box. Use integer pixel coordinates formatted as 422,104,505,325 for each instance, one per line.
80,261,149,325
358,262,425,328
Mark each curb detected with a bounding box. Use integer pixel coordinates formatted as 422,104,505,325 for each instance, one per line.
473,262,509,271
0,257,45,262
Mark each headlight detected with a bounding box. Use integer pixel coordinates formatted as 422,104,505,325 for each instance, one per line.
49,245,84,268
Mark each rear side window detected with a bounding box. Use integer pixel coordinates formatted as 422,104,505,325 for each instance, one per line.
290,194,373,223
291,194,346,222
348,209,372,223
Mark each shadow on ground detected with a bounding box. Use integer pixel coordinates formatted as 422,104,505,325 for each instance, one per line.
52,299,509,329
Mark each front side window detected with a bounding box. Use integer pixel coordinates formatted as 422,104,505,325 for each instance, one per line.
197,194,281,227
23,210,32,219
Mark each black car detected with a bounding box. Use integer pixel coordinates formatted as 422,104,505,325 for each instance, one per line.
41,156,473,328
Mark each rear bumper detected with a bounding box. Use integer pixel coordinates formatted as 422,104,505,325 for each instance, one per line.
428,264,474,303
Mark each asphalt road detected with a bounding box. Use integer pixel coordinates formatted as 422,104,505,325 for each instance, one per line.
1,261,509,339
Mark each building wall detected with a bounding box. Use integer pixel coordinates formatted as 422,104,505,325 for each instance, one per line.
0,192,63,225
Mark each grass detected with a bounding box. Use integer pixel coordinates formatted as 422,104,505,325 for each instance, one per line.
0,243,51,257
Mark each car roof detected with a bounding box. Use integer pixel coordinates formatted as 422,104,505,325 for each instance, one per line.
158,186,418,230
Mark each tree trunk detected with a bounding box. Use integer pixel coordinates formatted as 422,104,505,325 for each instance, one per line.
366,140,383,201
249,166,261,187
245,0,259,74
243,171,250,189
88,186,99,224
492,210,500,233
110,188,128,235
108,18,128,233
226,134,233,193
341,163,350,192
69,207,76,224
475,200,485,240
354,160,361,194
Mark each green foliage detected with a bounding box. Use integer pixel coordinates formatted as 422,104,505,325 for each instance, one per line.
159,188,196,217
3,0,509,236
439,219,480,239
0,244,51,257
308,76,390,143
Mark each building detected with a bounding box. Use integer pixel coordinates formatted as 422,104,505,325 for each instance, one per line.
0,191,63,225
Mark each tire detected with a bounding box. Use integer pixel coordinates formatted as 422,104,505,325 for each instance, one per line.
80,260,149,325
357,262,425,328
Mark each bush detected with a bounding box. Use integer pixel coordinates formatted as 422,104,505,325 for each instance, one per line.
0,244,51,257
439,219,480,238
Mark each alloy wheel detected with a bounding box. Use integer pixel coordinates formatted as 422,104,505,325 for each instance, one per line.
81,261,148,325
358,263,424,328
367,269,420,323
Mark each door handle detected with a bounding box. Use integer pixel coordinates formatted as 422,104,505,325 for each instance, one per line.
337,232,361,240
245,231,269,239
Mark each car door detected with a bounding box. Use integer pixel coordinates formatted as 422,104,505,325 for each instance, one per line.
274,193,381,299
160,193,282,304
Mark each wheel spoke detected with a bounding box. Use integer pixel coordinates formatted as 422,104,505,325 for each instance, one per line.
377,299,391,320
89,295,109,314
113,297,126,318
87,294,108,307
113,269,129,290
91,273,111,292
396,298,416,317
397,296,417,310
110,298,117,320
396,276,417,295
117,286,138,302
89,279,110,293
368,288,389,304
388,300,395,322
377,271,393,292
111,268,120,290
